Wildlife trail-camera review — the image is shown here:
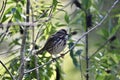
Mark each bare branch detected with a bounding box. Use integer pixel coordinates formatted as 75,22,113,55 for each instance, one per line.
24,58,53,74
89,28,120,59
0,1,5,13
18,28,27,80
0,19,12,43
0,60,16,80
0,0,7,21
0,22,38,28
31,4,40,80
18,0,30,79
0,47,20,55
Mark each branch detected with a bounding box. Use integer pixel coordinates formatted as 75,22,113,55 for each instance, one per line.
85,14,89,80
18,27,27,80
31,4,40,80
24,0,119,74
0,19,12,43
0,47,20,55
18,0,30,79
0,22,38,28
89,38,111,59
89,28,120,59
0,0,7,21
0,60,16,80
0,1,5,13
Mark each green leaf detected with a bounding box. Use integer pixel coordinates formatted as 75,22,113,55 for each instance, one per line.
72,57,79,67
52,0,58,12
14,9,21,19
97,29,109,40
2,77,12,80
20,0,26,5
75,50,83,56
55,22,66,27
1,6,14,22
68,42,74,56
1,15,9,22
82,0,91,9
64,12,69,24
76,43,84,47
68,42,79,67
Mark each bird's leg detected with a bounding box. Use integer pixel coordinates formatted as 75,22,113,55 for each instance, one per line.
51,55,57,62
60,53,65,58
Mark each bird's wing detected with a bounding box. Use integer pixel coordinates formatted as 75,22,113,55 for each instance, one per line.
43,35,57,50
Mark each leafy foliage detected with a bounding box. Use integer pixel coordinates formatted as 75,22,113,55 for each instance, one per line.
0,0,120,80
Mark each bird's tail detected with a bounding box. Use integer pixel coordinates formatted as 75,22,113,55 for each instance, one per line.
35,48,44,55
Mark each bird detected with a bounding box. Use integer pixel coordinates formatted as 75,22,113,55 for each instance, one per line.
36,29,68,57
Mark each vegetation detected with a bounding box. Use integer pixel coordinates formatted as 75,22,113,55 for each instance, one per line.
0,0,120,80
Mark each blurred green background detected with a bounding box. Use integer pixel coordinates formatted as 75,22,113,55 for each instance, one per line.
0,0,120,80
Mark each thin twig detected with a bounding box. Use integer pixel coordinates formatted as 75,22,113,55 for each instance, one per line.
24,59,53,74
28,24,44,56
0,1,5,13
89,38,110,59
31,4,40,80
85,16,89,80
18,0,30,79
0,19,12,43
0,60,16,80
0,22,38,28
0,0,7,21
89,28,120,59
18,27,27,80
34,55,40,80
0,47,21,55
